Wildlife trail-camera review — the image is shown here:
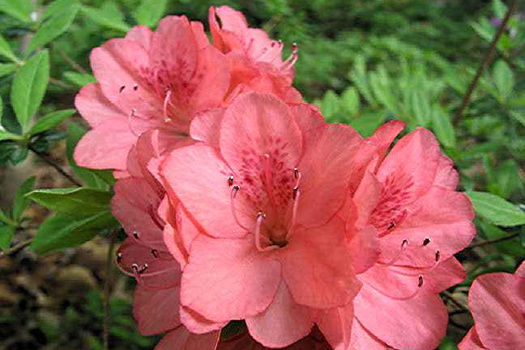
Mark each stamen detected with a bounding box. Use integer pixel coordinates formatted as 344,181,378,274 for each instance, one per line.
281,43,298,71
133,84,138,91
228,175,234,187
127,108,140,137
286,187,300,239
119,85,125,93
367,274,424,301
116,252,122,263
423,237,431,246
254,212,269,252
230,185,249,231
132,231,140,240
163,90,172,122
435,250,440,262
151,249,159,258
418,275,424,288
377,239,409,266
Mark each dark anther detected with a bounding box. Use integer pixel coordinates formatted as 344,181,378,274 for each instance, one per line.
423,237,431,246
140,263,148,274
257,211,266,219
131,263,139,272
418,275,424,287
228,175,234,187
387,221,396,230
116,252,122,263
401,239,409,249
232,185,240,197
132,231,140,239
119,85,125,93
293,168,299,179
133,84,138,91
435,250,440,262
151,249,159,258
293,186,299,200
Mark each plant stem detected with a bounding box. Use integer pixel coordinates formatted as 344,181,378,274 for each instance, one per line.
453,0,519,124
467,232,520,249
0,238,34,258
103,234,116,350
442,290,469,311
57,48,88,74
28,146,81,186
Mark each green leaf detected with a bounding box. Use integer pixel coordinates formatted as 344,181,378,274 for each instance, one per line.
0,63,17,78
478,220,525,256
133,0,168,27
349,56,376,106
63,72,96,87
27,2,80,54
0,34,20,63
340,87,360,117
0,209,15,226
410,89,431,126
28,109,76,135
12,176,36,221
0,131,23,142
493,160,523,198
30,212,117,254
11,51,50,132
66,122,113,189
492,0,507,18
0,0,33,23
0,224,15,250
467,191,525,227
81,3,131,32
349,112,388,137
438,336,458,350
26,187,112,217
510,110,525,127
43,0,74,19
319,90,339,121
431,107,456,148
492,60,514,101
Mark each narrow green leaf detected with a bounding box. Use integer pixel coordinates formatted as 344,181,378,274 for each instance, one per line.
467,191,525,227
0,63,17,78
340,87,360,117
492,60,514,101
431,107,456,148
63,72,96,87
0,131,23,142
81,3,131,32
26,187,112,217
0,34,20,63
27,3,80,54
28,109,76,135
494,160,523,198
12,176,36,220
30,212,117,254
133,0,168,27
0,224,16,250
0,0,33,23
510,110,525,127
0,96,2,120
320,90,339,121
66,122,113,189
11,50,50,131
349,112,388,138
0,209,14,225
42,0,74,19
492,0,507,19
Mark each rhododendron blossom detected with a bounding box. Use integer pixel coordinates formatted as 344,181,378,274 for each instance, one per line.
345,122,476,350
159,92,370,348
459,263,525,350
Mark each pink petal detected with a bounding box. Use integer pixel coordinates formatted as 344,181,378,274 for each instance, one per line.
75,83,126,128
190,108,225,147
180,306,225,334
352,171,382,229
180,235,281,322
367,120,405,164
133,283,181,335
380,186,475,268
316,302,354,349
74,118,141,170
91,38,160,118
289,103,324,134
112,178,163,248
161,144,252,238
297,124,363,227
434,155,459,190
154,327,220,350
219,93,302,213
354,285,448,350
246,281,313,348
458,327,489,350
377,128,441,199
125,25,153,50
349,319,388,350
469,270,525,350
346,224,379,274
280,218,361,309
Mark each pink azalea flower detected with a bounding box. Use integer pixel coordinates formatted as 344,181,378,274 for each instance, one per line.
209,6,302,103
112,130,220,349
458,262,525,350
74,16,230,171
337,121,476,350
159,92,369,348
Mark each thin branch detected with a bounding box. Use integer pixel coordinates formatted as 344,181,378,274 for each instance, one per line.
49,77,74,90
103,234,116,350
442,290,470,311
467,232,520,249
29,146,81,187
0,238,34,258
453,0,519,124
57,48,88,74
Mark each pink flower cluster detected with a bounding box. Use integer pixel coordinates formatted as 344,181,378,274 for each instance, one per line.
74,6,486,350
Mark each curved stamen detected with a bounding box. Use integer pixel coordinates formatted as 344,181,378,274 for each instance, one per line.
230,185,250,231
390,250,441,277
127,108,140,137
377,239,409,266
367,274,424,301
281,43,299,71
286,186,300,240
163,90,172,122
228,175,234,187
254,212,272,251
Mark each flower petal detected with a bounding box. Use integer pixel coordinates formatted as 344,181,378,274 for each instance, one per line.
133,284,181,336
154,327,220,350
